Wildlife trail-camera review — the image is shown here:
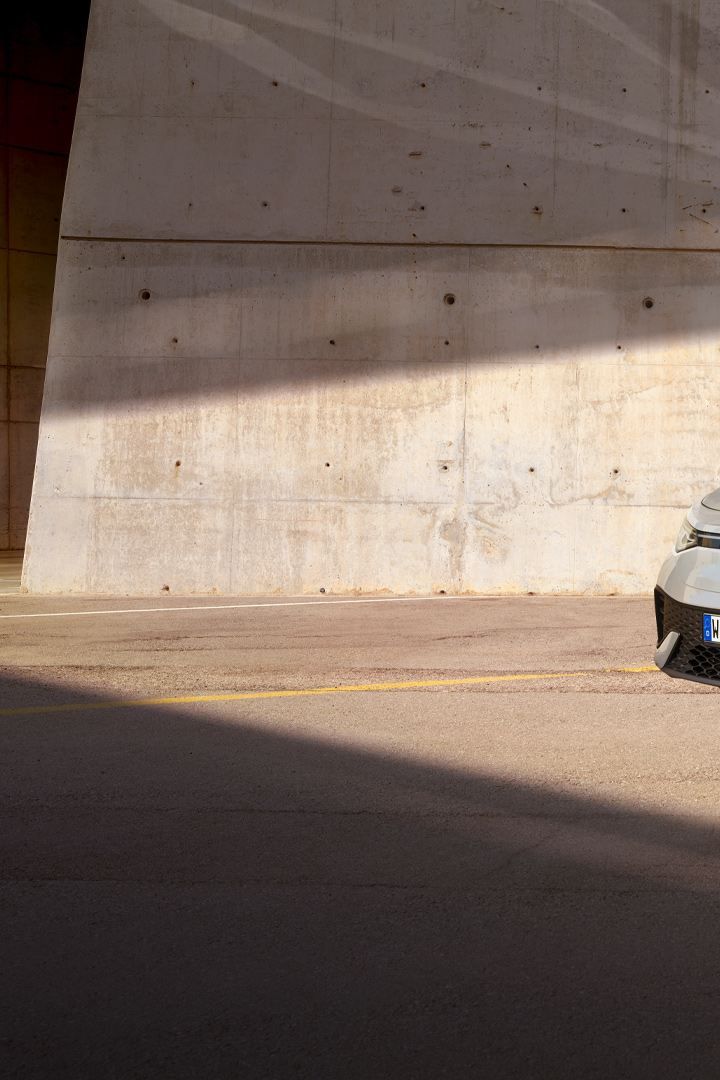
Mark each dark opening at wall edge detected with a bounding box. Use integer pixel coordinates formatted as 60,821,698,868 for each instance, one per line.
2,4,91,584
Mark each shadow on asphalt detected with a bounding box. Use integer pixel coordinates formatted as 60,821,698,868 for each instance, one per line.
2,669,719,1079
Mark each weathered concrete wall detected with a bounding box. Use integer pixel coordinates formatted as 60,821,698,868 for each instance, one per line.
24,0,720,594
1,10,87,551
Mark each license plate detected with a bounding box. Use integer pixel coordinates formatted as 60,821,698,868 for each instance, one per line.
703,614,720,643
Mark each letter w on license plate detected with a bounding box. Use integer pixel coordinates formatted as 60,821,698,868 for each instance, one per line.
703,614,720,643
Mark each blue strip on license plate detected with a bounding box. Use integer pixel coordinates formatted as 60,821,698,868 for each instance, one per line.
703,614,720,643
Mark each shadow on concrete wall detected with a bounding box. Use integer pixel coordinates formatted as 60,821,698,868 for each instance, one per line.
42,0,720,409
4,665,720,1076
110,0,720,246
44,242,720,411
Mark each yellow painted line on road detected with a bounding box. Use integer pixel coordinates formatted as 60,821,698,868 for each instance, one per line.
0,665,659,718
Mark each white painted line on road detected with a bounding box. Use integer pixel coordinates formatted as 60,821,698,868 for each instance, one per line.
0,594,482,621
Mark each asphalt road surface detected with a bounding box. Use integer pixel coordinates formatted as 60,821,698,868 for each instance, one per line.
2,593,720,1079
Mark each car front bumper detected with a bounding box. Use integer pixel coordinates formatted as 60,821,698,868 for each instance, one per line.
655,587,720,686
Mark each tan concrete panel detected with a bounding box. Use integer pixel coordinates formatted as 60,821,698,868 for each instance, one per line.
550,121,670,248
326,118,560,246
49,241,469,364
231,500,464,595
464,357,719,520
47,243,243,361
325,0,558,244
63,0,720,248
461,504,578,596
463,362,580,510
30,406,106,504
235,244,469,363
326,119,668,246
671,0,720,246
86,497,234,595
9,368,45,423
466,246,720,367
235,361,467,505
8,251,56,367
550,0,676,247
22,495,93,592
88,362,238,503
63,116,331,242
574,363,720,512
461,503,681,595
333,0,559,112
330,117,561,246
65,108,675,245
29,239,720,592
81,0,334,120
569,505,682,596
26,495,234,595
8,149,66,255
34,359,236,503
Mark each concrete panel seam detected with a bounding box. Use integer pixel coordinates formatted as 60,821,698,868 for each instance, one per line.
58,235,720,256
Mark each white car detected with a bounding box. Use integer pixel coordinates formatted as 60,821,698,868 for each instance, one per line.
656,489,720,684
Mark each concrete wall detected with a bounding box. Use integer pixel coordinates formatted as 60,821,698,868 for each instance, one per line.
24,0,720,594
1,10,87,551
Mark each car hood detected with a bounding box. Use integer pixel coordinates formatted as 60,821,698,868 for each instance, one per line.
702,487,720,512
689,490,720,532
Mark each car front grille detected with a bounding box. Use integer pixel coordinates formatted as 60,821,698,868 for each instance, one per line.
659,590,720,684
